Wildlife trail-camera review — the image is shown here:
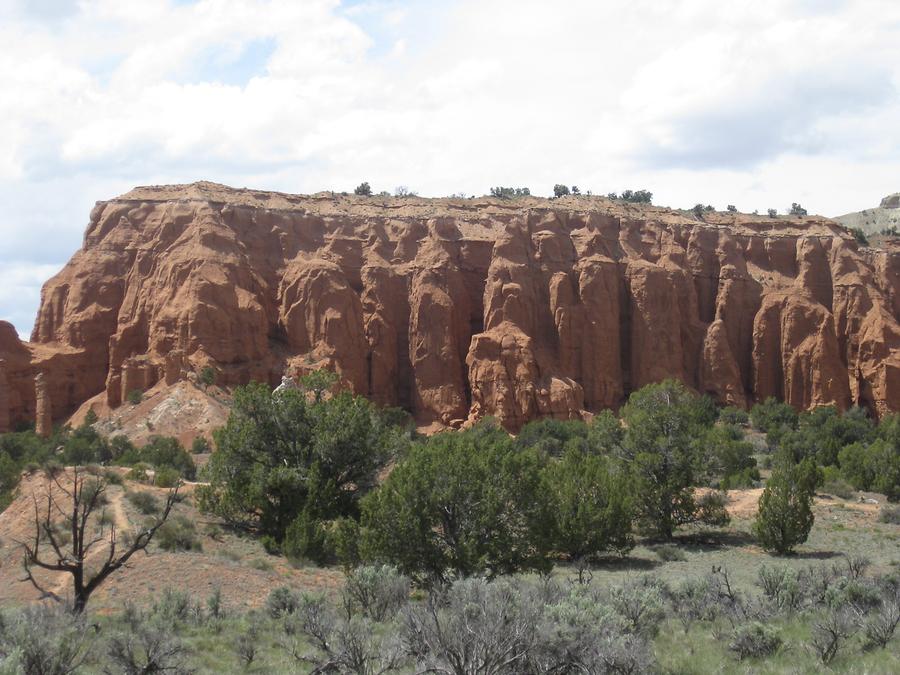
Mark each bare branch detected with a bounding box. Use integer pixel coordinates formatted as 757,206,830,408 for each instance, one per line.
17,468,180,613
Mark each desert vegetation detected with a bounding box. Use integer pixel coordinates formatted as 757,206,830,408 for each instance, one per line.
0,558,897,673
0,419,196,510
1,376,899,671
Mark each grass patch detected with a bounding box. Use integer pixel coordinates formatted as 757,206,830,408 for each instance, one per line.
249,558,274,572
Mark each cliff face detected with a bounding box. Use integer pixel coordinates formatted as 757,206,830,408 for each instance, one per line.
835,192,900,235
5,182,900,432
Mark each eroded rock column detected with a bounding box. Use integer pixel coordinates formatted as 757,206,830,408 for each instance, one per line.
35,372,51,437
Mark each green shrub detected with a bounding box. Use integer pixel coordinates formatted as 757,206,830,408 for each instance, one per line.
721,467,760,490
260,534,281,555
265,586,299,618
617,189,653,204
102,469,124,485
728,622,782,660
152,588,192,624
514,418,590,456
619,381,722,538
360,421,550,583
126,390,143,405
341,565,410,622
850,227,869,246
126,463,152,483
753,460,817,554
250,558,273,572
839,437,900,501
653,544,686,562
154,466,181,488
879,505,900,524
118,436,196,481
126,490,160,515
719,406,749,426
489,186,531,199
199,366,216,389
43,459,63,477
704,424,759,488
200,379,403,543
283,510,331,565
330,517,361,569
156,516,201,552
190,437,210,454
610,577,667,637
542,447,634,560
821,478,855,500
354,181,372,196
750,398,798,433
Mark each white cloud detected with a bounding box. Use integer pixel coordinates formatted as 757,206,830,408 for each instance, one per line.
1,0,900,337
0,262,63,340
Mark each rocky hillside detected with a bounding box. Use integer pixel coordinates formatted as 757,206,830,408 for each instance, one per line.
3,182,900,433
835,193,900,236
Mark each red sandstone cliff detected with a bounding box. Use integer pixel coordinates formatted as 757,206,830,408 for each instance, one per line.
4,181,900,432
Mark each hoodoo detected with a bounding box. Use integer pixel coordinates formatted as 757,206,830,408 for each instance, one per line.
3,182,900,432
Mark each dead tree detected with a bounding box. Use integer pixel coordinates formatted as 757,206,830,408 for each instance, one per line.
18,466,178,614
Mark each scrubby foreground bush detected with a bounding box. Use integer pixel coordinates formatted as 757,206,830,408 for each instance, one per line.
2,559,897,673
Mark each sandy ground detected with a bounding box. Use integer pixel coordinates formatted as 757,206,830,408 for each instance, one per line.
68,380,231,448
0,469,341,612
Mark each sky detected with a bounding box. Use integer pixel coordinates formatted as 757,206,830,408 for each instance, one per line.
1,0,900,339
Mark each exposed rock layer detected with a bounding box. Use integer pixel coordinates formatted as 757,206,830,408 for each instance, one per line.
5,182,900,432
835,192,900,235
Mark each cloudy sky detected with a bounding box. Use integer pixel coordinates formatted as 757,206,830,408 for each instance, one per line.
2,0,899,338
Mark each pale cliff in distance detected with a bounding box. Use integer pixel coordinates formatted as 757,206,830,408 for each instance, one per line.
835,192,900,236
3,181,900,434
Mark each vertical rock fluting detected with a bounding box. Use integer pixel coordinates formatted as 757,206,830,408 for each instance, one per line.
34,372,51,438
0,359,10,433
14,182,900,432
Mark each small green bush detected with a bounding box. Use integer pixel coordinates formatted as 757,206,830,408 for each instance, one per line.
821,478,855,500
330,517,361,569
341,565,410,622
126,463,152,483
879,505,900,524
265,586,299,618
719,406,749,426
126,390,143,405
728,622,782,660
283,510,331,565
754,460,817,554
653,544,686,562
199,366,216,389
260,534,281,555
156,516,201,552
191,437,211,454
750,398,798,433
126,490,160,515
103,469,124,485
152,588,192,624
154,466,181,488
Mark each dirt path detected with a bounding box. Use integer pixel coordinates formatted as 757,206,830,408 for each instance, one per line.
45,487,132,600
